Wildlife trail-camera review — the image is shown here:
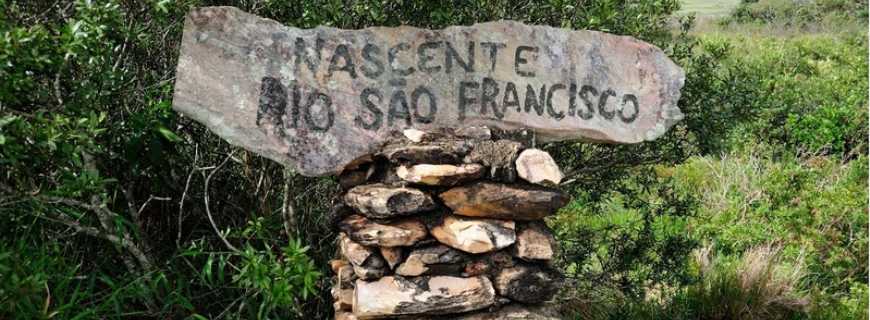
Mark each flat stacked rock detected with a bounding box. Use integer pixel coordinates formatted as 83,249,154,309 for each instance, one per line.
330,128,567,320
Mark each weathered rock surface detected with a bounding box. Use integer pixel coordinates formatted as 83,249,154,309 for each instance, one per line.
512,222,557,261
515,149,563,186
380,247,404,270
395,245,467,276
464,251,515,277
339,214,428,247
430,215,516,254
331,259,357,288
345,184,436,219
464,140,523,182
173,7,685,177
454,305,562,320
494,265,560,304
336,312,359,320
332,287,354,311
439,182,568,220
340,233,386,280
396,164,484,186
381,141,472,165
354,276,496,318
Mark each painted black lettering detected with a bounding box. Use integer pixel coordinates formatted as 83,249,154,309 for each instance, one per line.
481,42,506,72
417,41,442,73
256,76,287,137
411,86,437,124
620,94,639,123
356,88,383,130
304,92,335,131
546,83,566,120
481,77,503,119
514,46,537,77
503,82,520,113
568,83,578,117
290,82,303,128
524,84,546,116
458,81,479,122
388,42,414,76
445,41,475,73
578,85,597,120
361,43,384,78
388,90,412,127
598,89,617,120
294,37,324,75
327,44,357,79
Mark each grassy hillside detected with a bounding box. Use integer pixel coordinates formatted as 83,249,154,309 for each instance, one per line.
678,0,741,16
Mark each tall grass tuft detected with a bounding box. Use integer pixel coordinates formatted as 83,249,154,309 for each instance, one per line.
678,244,810,320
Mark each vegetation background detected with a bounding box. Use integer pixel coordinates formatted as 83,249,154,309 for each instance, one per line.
0,0,866,319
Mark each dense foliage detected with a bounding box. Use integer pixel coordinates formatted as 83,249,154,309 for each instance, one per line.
0,0,866,319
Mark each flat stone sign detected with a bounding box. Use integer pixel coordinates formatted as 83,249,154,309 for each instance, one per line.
173,6,685,176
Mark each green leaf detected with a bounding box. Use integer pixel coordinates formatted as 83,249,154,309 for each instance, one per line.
155,124,182,142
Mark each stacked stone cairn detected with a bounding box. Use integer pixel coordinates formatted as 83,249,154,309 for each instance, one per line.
329,127,568,320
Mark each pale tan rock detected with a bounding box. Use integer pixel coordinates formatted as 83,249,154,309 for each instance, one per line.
353,276,495,317
339,215,427,247
515,149,563,186
344,184,436,219
494,265,560,304
339,233,386,280
334,288,354,311
380,247,404,270
440,182,568,220
396,164,484,186
403,129,427,142
330,259,357,288
456,126,492,140
430,215,515,254
395,245,466,276
381,141,472,165
336,311,358,320
512,222,557,261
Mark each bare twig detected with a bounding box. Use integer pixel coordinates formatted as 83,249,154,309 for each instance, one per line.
178,144,199,248
281,169,297,238
204,152,239,252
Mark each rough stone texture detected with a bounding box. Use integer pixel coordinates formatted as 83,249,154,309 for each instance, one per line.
344,184,436,219
464,140,523,182
339,214,428,247
380,247,404,270
512,222,557,261
494,265,560,304
395,245,467,277
381,141,472,165
173,7,685,177
340,165,374,190
333,287,354,311
430,215,516,254
336,312,359,320
464,251,515,277
331,259,357,288
515,149,563,186
439,182,568,220
340,233,387,280
353,276,496,318
396,164,484,186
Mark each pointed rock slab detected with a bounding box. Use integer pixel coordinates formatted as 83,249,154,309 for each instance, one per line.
515,149,563,186
396,164,484,186
380,247,404,270
439,182,569,220
339,233,386,280
395,245,467,277
353,276,495,318
512,222,558,261
494,265,560,304
430,215,515,254
173,7,685,177
344,184,436,219
339,215,428,247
